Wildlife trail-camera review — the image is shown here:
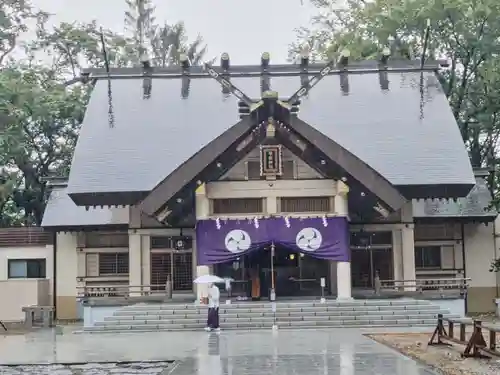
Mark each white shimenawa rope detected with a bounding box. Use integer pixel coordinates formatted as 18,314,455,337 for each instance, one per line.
253,217,259,228
322,215,328,227
284,216,291,228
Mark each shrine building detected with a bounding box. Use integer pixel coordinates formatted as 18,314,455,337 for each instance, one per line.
41,52,500,320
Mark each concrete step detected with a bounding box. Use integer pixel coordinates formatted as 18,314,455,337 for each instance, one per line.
106,306,440,320
117,299,432,312
97,313,454,326
113,304,440,317
84,318,442,332
104,310,446,322
82,299,456,333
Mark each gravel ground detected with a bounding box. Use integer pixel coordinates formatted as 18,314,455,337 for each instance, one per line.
0,361,173,375
368,333,500,375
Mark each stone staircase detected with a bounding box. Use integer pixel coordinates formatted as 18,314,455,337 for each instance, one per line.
83,299,459,333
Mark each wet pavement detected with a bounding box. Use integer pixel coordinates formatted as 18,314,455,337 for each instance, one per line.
0,327,437,374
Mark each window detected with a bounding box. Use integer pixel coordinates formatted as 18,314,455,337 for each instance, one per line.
415,246,441,269
212,198,264,214
8,259,46,279
280,197,330,213
98,253,129,275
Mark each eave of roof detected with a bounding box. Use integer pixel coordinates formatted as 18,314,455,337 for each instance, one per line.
42,187,130,228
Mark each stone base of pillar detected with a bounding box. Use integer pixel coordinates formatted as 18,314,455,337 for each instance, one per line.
336,261,352,300
195,265,210,303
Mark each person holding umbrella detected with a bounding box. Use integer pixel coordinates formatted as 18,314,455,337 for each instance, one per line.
205,282,220,332
193,274,223,332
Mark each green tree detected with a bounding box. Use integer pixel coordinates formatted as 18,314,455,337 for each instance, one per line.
293,0,500,271
0,17,129,225
0,0,48,65
124,0,208,66
0,0,210,225
0,62,90,225
291,0,500,169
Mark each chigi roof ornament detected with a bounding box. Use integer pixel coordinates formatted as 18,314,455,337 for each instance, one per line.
179,53,191,99
67,39,446,137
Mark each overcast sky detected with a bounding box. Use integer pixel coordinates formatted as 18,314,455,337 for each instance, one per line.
31,0,321,64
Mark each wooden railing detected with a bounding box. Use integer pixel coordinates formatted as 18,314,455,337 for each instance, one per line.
429,314,500,358
77,284,174,298
374,274,469,296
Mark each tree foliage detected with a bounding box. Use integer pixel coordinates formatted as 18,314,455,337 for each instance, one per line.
292,0,500,271
0,0,208,226
292,0,500,167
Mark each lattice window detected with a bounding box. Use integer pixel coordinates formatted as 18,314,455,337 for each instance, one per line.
84,232,129,248
280,197,331,213
98,253,129,275
150,252,193,291
151,253,172,290
212,198,264,214
173,252,193,291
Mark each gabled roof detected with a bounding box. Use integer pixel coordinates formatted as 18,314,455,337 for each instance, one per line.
67,60,474,209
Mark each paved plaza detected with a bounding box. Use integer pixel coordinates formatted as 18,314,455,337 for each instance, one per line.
0,327,437,374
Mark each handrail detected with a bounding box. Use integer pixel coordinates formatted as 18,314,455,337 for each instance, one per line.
374,276,469,295
429,314,500,358
379,278,471,284
77,284,173,298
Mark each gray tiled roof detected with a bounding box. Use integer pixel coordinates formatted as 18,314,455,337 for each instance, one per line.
296,72,474,186
413,177,497,218
67,68,474,197
41,187,128,228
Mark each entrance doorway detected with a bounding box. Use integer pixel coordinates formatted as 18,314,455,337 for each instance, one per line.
351,247,393,289
214,245,329,298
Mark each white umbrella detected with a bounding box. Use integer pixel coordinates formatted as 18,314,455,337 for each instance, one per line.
193,275,225,284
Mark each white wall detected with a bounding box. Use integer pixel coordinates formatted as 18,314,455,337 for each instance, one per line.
0,245,53,321
464,222,496,288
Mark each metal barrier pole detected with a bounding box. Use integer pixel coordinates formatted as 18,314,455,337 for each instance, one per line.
320,277,326,303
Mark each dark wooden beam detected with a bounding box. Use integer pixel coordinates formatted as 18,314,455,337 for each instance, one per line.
275,129,384,217
161,127,267,225
140,117,257,218
286,117,407,212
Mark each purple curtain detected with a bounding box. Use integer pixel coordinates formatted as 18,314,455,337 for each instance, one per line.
196,216,349,265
